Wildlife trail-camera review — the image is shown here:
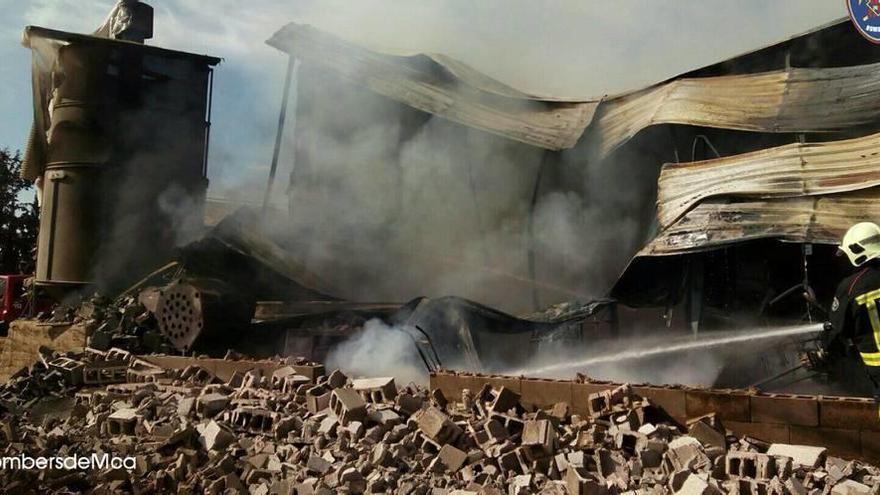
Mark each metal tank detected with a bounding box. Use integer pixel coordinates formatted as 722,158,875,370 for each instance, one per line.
23,25,220,296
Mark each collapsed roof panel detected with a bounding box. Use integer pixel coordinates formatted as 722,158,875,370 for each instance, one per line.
267,20,880,156
266,23,597,150
641,188,880,256
588,62,880,158
656,132,880,228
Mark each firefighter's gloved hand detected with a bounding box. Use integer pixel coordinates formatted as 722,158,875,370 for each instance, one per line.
800,349,829,372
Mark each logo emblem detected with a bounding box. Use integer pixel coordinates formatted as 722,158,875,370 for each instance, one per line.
832,296,840,312
848,0,880,43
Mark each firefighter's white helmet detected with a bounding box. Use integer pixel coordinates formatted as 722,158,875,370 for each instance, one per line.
840,222,880,267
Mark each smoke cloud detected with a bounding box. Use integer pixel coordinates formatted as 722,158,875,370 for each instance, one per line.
324,319,428,386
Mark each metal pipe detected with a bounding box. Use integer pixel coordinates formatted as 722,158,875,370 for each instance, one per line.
262,55,296,215
203,68,214,178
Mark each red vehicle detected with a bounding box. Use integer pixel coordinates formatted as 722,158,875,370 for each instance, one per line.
0,275,53,332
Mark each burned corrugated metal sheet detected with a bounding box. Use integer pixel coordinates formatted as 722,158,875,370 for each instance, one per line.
266,23,597,150
656,132,880,228
267,22,880,155
588,62,880,158
640,188,880,256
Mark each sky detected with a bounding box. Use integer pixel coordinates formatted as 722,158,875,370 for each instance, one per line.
0,0,846,200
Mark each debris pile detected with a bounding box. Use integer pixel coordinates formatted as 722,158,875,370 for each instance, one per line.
0,350,878,494
37,292,171,353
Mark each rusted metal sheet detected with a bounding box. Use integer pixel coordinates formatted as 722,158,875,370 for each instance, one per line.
657,132,880,228
588,62,880,158
640,188,880,256
266,23,597,150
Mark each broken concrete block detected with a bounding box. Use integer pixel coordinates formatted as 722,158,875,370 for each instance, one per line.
196,392,229,417
522,419,556,455
417,406,462,445
667,436,709,472
587,390,613,417
489,387,520,413
550,402,570,421
306,385,332,414
766,444,826,469
326,370,348,389
196,420,234,451
329,388,366,425
396,392,424,415
306,454,332,475
352,377,397,403
107,408,139,435
831,479,872,495
438,444,468,472
368,408,402,426
677,474,717,495
565,467,605,495
688,420,726,450
431,388,449,409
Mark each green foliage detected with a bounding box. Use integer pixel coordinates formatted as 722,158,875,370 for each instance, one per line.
0,148,38,274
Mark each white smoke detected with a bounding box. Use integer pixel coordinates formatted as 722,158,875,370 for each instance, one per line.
324,319,428,386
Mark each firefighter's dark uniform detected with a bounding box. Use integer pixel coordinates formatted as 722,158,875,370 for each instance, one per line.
827,263,880,409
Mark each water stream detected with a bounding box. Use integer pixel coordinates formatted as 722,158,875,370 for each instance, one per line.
508,323,823,376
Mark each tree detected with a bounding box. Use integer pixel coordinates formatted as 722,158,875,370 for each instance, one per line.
0,148,39,274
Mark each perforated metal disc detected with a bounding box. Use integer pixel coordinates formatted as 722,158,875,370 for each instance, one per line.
156,281,205,352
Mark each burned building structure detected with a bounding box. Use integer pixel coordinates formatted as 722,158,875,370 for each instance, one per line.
21,4,220,296
266,17,880,337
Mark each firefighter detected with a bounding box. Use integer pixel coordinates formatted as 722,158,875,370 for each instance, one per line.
813,222,880,410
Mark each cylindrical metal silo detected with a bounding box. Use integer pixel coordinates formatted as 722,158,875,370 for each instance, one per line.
24,27,220,296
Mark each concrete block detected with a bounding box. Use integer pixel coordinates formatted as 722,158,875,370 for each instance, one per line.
196,392,229,417
352,377,397,403
490,386,521,413
520,379,572,411
766,444,826,469
329,388,366,425
417,406,462,445
438,444,467,472
48,357,85,386
522,419,556,455
326,369,348,389
830,479,872,495
565,467,604,495
572,382,616,416
750,394,818,427
197,420,234,451
677,474,716,495
726,451,782,480
685,389,751,423
306,454,332,475
667,436,709,472
819,397,880,432
107,408,139,436
395,392,424,415
688,419,726,449
587,390,613,418
229,407,277,434
306,387,332,414
83,360,128,385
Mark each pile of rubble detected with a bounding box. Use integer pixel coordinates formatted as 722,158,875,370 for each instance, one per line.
38,292,171,353
0,350,878,494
